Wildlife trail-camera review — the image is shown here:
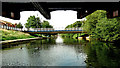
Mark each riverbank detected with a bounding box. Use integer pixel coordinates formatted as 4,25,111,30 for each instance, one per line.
1,28,35,41
1,37,44,45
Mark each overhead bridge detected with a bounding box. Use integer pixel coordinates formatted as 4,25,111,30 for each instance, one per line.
2,2,120,20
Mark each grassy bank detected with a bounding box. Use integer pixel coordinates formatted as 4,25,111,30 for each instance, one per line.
1,28,35,41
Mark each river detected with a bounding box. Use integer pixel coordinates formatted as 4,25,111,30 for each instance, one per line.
1,35,120,67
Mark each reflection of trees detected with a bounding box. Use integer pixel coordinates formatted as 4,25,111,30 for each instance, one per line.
63,38,89,45
26,39,56,52
83,40,120,67
25,39,56,59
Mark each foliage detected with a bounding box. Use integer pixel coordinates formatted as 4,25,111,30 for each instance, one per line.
63,21,83,38
61,33,74,38
83,10,107,35
34,34,42,37
83,10,120,41
25,16,53,31
16,22,23,29
65,21,82,29
42,21,53,28
95,18,120,41
65,24,73,28
72,33,86,39
73,33,81,39
72,21,82,27
25,16,41,30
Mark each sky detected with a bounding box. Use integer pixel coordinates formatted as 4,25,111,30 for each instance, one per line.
0,10,86,30
49,10,79,30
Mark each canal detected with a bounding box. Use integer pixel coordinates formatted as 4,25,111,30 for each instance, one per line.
1,35,120,67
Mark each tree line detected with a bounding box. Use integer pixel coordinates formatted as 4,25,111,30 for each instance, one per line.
83,10,120,42
16,15,53,30
63,10,120,42
61,21,84,39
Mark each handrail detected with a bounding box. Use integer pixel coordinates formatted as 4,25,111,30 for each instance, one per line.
0,24,83,32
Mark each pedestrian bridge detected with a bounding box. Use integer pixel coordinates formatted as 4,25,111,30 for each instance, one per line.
0,24,86,34
23,28,86,34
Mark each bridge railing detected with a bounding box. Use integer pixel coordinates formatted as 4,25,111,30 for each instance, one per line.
29,28,54,32
0,24,23,31
28,27,83,32
65,28,83,30
0,23,83,32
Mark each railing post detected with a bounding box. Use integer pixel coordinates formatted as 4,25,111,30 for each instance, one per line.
8,25,9,30
3,25,4,29
6,25,7,29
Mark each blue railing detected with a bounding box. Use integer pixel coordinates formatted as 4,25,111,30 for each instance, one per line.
27,30,83,32
26,28,83,32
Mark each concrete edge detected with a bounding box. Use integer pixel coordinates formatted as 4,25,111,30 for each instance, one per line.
0,37,43,44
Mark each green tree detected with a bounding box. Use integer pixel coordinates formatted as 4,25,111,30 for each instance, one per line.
73,21,82,27
63,21,83,38
95,18,120,41
16,22,23,30
25,16,41,30
42,21,53,28
83,10,107,35
83,10,120,41
65,21,82,29
65,24,73,29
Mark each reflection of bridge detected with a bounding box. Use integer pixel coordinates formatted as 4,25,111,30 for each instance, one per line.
23,28,86,34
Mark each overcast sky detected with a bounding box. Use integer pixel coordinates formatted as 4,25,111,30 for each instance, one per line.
0,10,86,30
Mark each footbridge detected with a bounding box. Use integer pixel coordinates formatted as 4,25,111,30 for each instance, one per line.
23,28,86,34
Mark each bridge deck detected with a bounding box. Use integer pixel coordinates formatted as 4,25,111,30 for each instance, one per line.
24,30,86,34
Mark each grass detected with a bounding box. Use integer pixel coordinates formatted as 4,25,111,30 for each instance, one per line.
1,28,35,41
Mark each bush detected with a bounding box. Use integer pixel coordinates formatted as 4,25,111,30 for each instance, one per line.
83,10,120,41
95,18,120,41
83,10,107,35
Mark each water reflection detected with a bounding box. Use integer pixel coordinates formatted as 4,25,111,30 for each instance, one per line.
56,34,63,43
62,37,120,67
2,37,87,66
1,36,120,67
83,41,120,67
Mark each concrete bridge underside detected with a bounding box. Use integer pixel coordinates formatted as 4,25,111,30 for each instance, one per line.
2,2,120,20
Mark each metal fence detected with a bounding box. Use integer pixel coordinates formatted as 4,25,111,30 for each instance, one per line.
0,24,22,31
0,24,83,32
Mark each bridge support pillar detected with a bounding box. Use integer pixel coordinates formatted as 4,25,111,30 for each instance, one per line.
48,34,51,38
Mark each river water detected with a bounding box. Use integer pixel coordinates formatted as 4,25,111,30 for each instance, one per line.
1,35,120,67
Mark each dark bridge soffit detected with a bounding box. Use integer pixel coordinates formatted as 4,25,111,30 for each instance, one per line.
40,2,120,19
31,2,50,19
2,2,51,19
2,2,120,20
